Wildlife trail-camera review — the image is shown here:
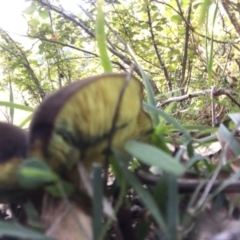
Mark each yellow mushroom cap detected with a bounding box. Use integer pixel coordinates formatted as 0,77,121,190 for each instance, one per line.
28,73,152,174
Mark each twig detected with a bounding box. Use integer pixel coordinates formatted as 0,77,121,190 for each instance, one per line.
175,0,191,90
146,0,172,91
136,170,240,193
157,88,239,107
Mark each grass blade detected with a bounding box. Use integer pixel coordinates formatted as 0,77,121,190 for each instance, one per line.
0,221,53,240
19,113,33,127
127,46,159,126
0,101,34,112
125,140,185,176
144,103,192,141
96,0,112,72
9,80,14,123
198,0,212,27
92,164,103,240
167,175,178,240
114,150,169,236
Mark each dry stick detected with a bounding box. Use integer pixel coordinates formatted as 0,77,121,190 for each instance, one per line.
157,88,240,108
217,45,233,88
175,0,191,91
146,0,172,91
136,170,240,193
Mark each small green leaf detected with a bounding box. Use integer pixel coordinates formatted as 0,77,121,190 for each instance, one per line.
170,15,182,23
125,140,185,176
39,10,49,19
45,181,75,197
29,19,39,29
24,4,36,15
17,159,59,189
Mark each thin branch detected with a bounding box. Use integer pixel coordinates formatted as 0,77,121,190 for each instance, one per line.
157,88,239,108
146,0,172,91
136,170,240,193
175,0,191,89
221,0,240,37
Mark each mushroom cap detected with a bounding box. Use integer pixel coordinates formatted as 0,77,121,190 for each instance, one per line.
28,73,152,174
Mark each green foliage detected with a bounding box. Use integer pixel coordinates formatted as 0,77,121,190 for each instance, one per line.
0,0,238,126
96,0,112,72
125,140,185,175
114,150,169,236
17,159,59,189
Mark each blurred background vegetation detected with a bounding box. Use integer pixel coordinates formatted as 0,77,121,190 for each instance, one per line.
0,0,239,126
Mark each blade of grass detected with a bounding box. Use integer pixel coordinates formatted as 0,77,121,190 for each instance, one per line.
144,103,192,141
114,150,169,237
125,140,185,176
127,45,159,126
167,174,178,240
207,3,218,83
96,0,112,72
23,200,42,229
0,221,53,240
98,156,127,240
92,164,103,240
9,80,14,123
204,4,209,73
206,170,240,204
0,101,34,112
198,0,212,27
19,113,33,127
229,113,240,127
